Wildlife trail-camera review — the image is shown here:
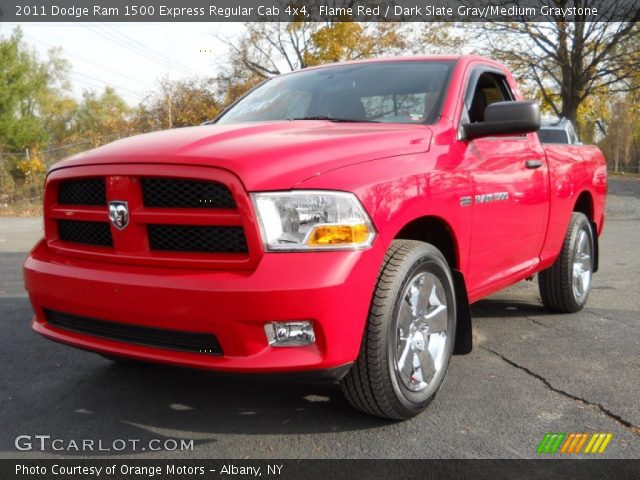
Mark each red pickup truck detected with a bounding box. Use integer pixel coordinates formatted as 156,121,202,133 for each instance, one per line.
24,56,607,419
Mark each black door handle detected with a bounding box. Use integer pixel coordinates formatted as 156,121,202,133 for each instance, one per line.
526,159,544,169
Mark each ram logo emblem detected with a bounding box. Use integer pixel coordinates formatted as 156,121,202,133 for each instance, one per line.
108,201,129,230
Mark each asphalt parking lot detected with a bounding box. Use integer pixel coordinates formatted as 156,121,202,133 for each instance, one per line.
0,177,638,459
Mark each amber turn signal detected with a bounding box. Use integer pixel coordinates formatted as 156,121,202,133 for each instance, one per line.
306,224,371,246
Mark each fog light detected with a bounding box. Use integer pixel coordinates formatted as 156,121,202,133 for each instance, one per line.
264,321,315,347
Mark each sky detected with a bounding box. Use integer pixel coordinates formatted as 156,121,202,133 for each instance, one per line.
2,22,243,105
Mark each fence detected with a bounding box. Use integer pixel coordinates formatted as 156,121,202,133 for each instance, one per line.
608,164,640,175
0,135,124,213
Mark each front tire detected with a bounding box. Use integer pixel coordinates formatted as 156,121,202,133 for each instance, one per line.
341,240,456,420
539,212,594,313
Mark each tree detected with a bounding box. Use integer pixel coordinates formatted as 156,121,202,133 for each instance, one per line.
601,98,636,172
73,87,132,148
220,22,408,78
39,96,78,150
474,3,639,127
304,22,410,66
0,28,70,153
134,77,221,131
214,22,415,107
598,84,640,173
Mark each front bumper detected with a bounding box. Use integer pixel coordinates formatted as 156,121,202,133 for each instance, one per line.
24,239,383,376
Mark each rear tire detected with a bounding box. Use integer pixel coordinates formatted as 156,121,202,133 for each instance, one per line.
539,212,594,313
341,240,456,420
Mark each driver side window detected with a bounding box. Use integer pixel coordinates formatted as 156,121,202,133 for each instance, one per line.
467,72,514,123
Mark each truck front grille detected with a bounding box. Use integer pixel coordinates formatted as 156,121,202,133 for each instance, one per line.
58,178,106,205
148,225,248,253
142,178,236,209
57,220,113,247
46,167,259,268
45,309,223,355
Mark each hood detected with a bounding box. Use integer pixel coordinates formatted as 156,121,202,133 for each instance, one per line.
52,121,432,190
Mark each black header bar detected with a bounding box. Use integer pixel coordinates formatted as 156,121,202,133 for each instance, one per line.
4,459,640,480
1,0,639,22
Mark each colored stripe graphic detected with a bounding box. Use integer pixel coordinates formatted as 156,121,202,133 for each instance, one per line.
560,434,575,453
537,433,565,453
597,434,613,453
540,433,613,454
537,433,552,453
573,433,589,453
549,433,565,453
585,433,614,454
584,434,599,453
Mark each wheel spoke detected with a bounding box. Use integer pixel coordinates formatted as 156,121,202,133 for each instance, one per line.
574,269,584,296
573,263,583,277
581,271,591,290
409,352,427,389
398,334,412,372
408,283,421,317
428,282,441,308
399,346,416,386
421,284,447,334
419,349,437,383
398,298,415,330
425,311,447,334
415,275,432,314
580,253,592,272
577,230,587,254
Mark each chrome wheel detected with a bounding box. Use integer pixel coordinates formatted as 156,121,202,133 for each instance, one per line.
342,240,456,419
395,272,449,393
539,213,595,313
572,229,592,304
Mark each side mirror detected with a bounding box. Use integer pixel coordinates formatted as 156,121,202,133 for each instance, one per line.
463,101,540,140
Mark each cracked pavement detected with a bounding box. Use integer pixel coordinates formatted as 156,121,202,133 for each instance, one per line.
0,177,638,459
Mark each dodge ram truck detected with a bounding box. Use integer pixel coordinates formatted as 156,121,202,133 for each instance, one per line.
24,56,607,419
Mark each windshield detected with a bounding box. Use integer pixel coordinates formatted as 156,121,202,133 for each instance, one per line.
216,61,454,125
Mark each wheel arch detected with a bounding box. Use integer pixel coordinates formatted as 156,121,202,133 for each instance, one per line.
393,215,473,355
394,216,459,270
574,190,594,220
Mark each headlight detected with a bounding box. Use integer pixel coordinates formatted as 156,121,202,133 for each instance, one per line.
251,191,376,251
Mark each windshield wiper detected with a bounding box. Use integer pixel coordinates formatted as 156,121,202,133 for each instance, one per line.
289,116,380,123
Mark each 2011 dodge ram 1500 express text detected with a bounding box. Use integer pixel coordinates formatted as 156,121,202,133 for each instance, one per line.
24,56,607,419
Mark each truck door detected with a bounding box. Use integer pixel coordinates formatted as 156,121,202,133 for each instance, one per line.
461,69,549,297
